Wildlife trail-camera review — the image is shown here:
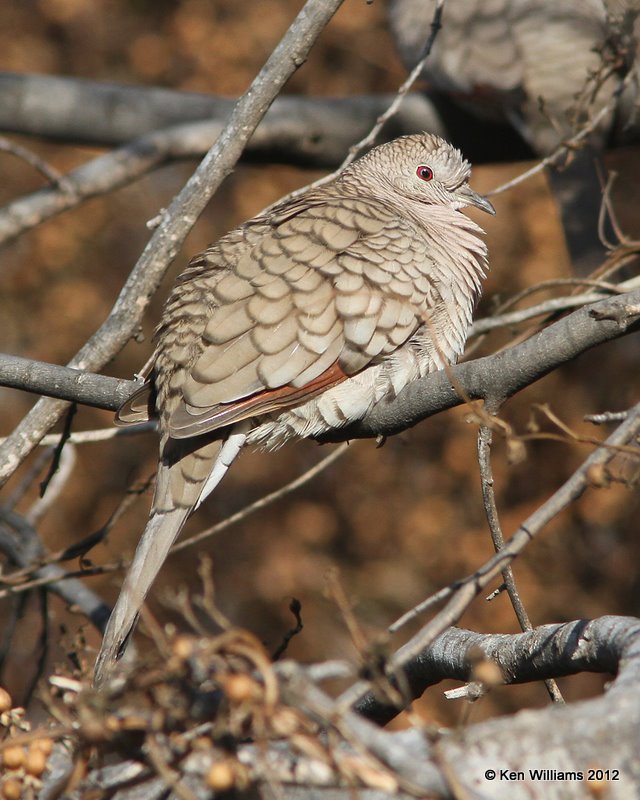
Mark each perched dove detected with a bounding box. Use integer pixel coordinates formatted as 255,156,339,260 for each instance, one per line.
94,133,495,686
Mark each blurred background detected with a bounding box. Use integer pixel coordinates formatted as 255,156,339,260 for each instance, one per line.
0,0,639,727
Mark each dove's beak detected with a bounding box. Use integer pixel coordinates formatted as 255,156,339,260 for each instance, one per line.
457,186,496,215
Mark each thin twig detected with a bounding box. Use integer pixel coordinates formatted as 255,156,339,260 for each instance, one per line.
171,443,350,554
0,421,157,447
3,447,52,511
0,509,112,632
340,0,445,168
26,443,76,526
260,0,445,212
487,68,637,198
0,0,347,489
388,584,457,634
0,446,348,622
145,734,199,800
23,588,50,707
0,134,75,194
470,280,639,336
477,423,565,704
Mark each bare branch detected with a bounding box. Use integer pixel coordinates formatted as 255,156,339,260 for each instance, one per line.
0,508,111,633
341,401,640,717
469,275,640,336
0,0,347,490
172,443,349,555
1,289,638,441
0,73,443,155
330,289,640,441
0,134,72,191
1,71,638,160
477,423,565,704
38,616,640,798
0,354,136,411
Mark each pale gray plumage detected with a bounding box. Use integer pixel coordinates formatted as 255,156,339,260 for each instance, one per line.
389,0,639,154
94,133,494,686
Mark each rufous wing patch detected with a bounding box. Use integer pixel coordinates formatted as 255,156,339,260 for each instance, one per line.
168,361,348,439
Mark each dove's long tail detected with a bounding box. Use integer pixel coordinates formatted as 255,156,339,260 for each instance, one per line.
93,424,248,687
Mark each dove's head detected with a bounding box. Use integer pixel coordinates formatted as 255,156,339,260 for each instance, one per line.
345,133,495,217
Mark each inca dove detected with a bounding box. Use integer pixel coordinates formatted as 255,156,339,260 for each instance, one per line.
388,0,639,269
94,133,494,686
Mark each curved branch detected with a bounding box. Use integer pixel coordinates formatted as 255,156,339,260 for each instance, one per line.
0,508,111,632
326,289,640,441
0,122,216,248
0,0,346,489
1,72,638,161
38,616,640,799
0,291,638,434
0,72,443,162
356,616,638,725
433,618,640,799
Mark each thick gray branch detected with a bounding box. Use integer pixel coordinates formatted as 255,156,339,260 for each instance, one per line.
0,291,638,434
328,289,640,440
0,354,135,411
1,73,638,163
356,616,636,725
40,617,640,799
433,617,640,799
0,72,442,165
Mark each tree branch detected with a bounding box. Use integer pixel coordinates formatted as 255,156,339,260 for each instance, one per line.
0,354,135,412
0,72,444,162
0,0,346,489
330,289,640,441
37,616,640,799
342,401,640,720
1,72,638,162
2,290,637,441
0,508,111,633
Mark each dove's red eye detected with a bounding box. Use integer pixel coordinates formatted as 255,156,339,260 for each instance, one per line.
416,165,434,181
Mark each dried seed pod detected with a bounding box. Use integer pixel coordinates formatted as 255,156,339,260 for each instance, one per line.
172,635,197,661
80,718,111,744
206,760,236,792
25,746,48,777
269,707,301,738
1,779,22,800
192,736,214,751
222,674,258,704
30,738,54,756
2,745,25,770
0,688,12,714
472,659,504,688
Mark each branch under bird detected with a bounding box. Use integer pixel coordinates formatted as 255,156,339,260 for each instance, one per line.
94,133,495,686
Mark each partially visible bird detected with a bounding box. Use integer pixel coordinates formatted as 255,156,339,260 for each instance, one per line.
94,133,495,686
388,0,640,270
